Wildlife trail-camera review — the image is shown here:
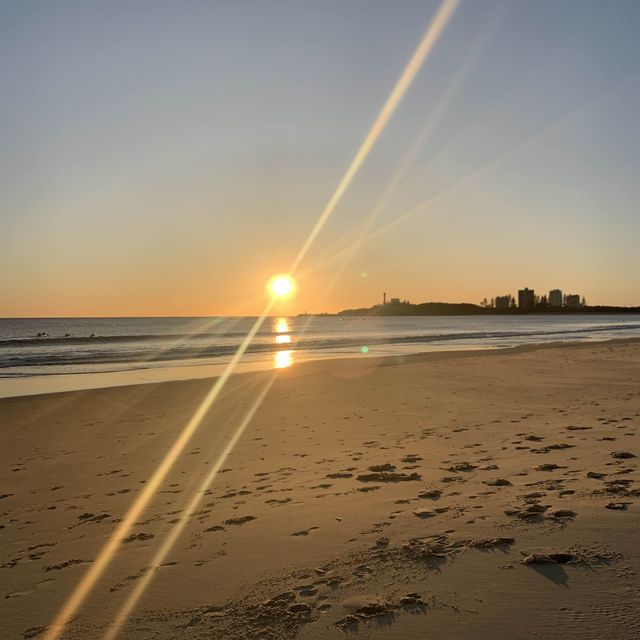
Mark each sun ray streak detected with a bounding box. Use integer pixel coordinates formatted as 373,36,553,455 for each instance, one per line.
295,70,640,287
101,373,278,640
289,0,460,275
44,4,461,637
340,77,640,252
318,18,491,298
42,300,274,640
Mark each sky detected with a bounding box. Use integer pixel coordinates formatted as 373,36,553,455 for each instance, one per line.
1,0,639,317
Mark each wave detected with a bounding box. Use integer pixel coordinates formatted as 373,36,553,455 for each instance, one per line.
1,322,639,371
0,330,284,348
2,321,639,350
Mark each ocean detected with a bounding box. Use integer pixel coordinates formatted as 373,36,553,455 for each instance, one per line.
1,314,639,382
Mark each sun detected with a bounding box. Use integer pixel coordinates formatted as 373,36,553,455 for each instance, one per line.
268,274,296,299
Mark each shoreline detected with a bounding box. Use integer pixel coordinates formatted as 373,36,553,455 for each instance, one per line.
1,335,639,400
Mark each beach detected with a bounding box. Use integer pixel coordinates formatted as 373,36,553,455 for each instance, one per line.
1,339,639,639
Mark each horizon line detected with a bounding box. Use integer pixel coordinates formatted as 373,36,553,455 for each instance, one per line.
2,303,640,321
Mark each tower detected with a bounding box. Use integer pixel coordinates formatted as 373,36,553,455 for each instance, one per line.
383,292,387,305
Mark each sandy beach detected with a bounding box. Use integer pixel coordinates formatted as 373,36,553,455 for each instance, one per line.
1,339,639,639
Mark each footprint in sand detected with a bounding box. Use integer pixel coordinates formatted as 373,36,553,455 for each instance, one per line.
220,489,252,499
483,479,512,487
292,527,319,536
357,468,421,482
445,462,477,472
77,512,111,523
357,485,380,493
224,515,256,526
413,508,437,518
5,588,35,599
44,559,86,571
110,567,155,592
418,489,442,499
123,532,154,543
611,451,636,459
605,502,631,510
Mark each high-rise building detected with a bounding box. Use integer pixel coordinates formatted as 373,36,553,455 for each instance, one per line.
565,294,581,309
518,288,535,310
549,289,563,308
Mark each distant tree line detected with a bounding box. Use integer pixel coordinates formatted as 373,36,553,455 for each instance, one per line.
334,299,640,317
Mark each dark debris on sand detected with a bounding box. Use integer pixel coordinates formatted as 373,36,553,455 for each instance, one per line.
520,544,623,567
334,592,428,631
521,552,577,565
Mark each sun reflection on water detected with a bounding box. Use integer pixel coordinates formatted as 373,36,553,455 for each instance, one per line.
273,317,294,368
274,349,293,369
275,317,289,334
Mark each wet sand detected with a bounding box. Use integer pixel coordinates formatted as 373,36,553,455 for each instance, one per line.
1,339,639,639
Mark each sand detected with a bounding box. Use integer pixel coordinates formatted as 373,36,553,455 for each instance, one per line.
1,339,639,639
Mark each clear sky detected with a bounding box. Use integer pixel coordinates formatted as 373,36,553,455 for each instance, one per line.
2,0,639,317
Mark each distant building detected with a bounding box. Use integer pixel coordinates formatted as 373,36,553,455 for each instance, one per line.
549,289,563,308
565,294,581,309
518,288,535,311
495,295,512,309
389,297,400,305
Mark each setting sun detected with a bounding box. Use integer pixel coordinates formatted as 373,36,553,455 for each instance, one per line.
268,274,296,299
